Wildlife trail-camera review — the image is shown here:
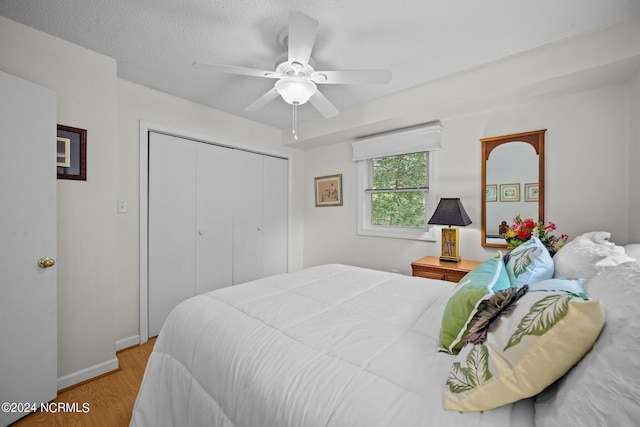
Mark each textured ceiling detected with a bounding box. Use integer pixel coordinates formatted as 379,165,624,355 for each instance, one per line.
1,0,639,129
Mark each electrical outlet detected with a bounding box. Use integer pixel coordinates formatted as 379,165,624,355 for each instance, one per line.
117,200,127,214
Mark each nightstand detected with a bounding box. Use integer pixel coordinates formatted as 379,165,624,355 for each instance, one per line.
411,256,482,283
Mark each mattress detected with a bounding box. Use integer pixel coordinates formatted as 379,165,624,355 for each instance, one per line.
131,264,534,426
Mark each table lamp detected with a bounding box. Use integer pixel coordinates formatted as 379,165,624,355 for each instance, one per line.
428,198,472,262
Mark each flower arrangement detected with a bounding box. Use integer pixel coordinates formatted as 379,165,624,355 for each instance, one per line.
504,215,568,256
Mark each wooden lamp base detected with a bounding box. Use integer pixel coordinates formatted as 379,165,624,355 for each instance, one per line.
440,226,461,262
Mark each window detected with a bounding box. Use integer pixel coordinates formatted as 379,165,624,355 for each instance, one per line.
369,152,428,227
353,123,440,240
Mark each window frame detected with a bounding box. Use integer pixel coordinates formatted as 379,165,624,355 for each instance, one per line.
353,122,441,241
357,150,438,240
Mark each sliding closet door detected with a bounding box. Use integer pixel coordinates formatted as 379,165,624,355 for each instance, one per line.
146,132,289,337
262,156,288,277
195,143,233,294
148,132,197,337
232,150,264,285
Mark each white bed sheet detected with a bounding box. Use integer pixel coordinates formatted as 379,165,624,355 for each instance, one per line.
131,264,534,427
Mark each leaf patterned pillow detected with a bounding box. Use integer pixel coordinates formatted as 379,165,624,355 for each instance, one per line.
443,279,603,412
506,237,554,289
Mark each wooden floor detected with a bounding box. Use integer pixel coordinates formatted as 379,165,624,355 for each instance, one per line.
11,338,156,427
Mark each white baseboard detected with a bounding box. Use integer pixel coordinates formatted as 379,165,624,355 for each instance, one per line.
57,357,119,390
116,335,140,351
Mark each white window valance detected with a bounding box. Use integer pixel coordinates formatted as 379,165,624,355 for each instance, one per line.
351,121,442,161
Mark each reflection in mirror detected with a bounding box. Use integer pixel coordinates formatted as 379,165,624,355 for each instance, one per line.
486,143,538,238
481,130,545,248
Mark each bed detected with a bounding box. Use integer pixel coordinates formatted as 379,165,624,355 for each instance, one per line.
131,233,640,427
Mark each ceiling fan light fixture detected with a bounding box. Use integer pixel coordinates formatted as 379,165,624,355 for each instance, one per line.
275,77,317,105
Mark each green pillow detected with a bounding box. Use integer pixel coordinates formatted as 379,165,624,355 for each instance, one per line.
439,255,512,354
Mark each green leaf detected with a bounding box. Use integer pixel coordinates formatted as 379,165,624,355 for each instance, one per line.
512,247,536,278
465,343,493,383
504,295,570,351
446,362,475,394
446,344,493,394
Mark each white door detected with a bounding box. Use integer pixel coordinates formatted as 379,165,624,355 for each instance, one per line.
195,143,233,294
232,150,264,285
146,132,289,337
262,156,288,277
0,71,57,426
148,132,197,337
148,133,235,336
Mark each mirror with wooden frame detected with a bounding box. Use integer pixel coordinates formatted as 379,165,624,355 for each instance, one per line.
481,129,546,248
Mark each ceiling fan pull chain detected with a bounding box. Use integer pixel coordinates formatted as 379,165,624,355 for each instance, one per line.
292,103,299,140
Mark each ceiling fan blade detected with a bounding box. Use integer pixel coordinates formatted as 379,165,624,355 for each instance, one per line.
309,90,339,118
193,62,280,79
244,87,280,112
287,11,318,68
311,69,392,85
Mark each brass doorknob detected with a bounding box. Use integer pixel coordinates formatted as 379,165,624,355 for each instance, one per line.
38,257,56,268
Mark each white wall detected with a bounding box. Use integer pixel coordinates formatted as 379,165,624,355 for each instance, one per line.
0,16,118,384
304,82,634,274
630,70,640,243
299,15,640,273
115,80,305,344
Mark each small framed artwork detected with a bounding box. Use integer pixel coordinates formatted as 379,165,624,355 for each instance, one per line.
486,184,497,202
500,183,520,202
57,125,86,180
525,183,539,202
315,174,343,207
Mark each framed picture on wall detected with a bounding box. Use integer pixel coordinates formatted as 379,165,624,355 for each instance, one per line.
500,183,520,202
57,124,86,180
525,182,539,202
315,174,343,207
486,184,497,202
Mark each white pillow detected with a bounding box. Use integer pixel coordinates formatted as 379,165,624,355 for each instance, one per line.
625,244,640,261
553,231,634,280
535,262,640,426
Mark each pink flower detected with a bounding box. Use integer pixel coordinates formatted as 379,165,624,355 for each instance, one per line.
505,215,569,255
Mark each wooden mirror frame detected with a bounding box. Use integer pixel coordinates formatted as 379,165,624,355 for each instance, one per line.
481,129,546,248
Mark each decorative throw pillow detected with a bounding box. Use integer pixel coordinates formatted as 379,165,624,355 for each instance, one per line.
553,231,635,280
535,263,640,427
443,280,603,412
439,255,511,355
505,237,554,288
528,277,587,299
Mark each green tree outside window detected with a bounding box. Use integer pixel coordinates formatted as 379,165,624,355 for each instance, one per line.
369,152,428,228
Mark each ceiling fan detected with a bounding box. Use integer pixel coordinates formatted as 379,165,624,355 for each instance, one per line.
193,11,392,137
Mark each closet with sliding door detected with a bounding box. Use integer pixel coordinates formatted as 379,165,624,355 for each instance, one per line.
147,131,288,337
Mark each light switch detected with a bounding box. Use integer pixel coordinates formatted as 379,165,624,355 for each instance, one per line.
117,200,127,214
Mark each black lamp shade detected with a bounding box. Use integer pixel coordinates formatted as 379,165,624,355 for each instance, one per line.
428,198,472,226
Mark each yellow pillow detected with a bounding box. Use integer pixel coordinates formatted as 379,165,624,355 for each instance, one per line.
443,282,604,412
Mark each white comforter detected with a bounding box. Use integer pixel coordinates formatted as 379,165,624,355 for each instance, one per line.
131,264,533,427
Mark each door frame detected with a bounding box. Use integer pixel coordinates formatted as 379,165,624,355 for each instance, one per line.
139,121,293,344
